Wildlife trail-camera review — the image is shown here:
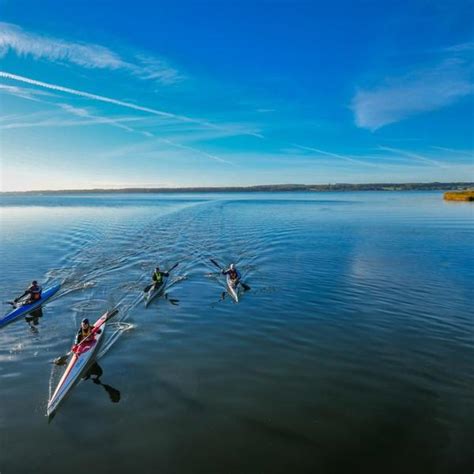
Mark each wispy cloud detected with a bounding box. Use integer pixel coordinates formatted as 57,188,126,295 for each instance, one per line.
0,22,182,85
352,45,474,130
431,145,474,157
0,83,54,102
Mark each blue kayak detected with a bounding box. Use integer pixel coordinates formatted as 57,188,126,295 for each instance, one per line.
0,284,61,328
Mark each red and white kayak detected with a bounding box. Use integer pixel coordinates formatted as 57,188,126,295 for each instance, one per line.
47,309,117,418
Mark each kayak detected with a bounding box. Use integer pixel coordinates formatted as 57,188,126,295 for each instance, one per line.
226,275,239,303
47,309,115,418
145,276,168,307
0,283,61,328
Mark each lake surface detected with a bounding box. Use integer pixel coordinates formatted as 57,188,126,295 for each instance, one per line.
0,191,473,474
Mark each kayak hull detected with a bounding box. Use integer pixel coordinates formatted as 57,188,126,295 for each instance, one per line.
0,284,61,328
145,277,167,307
226,275,239,303
47,311,108,418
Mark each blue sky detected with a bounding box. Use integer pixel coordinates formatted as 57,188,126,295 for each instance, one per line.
0,0,473,191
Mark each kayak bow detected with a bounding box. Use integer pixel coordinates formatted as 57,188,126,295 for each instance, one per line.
0,284,61,328
47,309,115,418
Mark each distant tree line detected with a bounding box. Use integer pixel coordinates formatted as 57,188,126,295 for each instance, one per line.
2,182,473,195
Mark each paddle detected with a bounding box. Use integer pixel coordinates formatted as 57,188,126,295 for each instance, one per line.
143,262,179,293
209,259,251,291
53,308,119,366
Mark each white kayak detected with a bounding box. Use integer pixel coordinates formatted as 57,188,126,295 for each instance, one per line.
47,309,117,418
145,276,168,307
226,275,239,303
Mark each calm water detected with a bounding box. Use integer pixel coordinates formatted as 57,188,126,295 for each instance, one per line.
0,192,473,474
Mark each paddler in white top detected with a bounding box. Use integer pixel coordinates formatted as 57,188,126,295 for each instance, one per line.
222,264,241,285
14,280,42,304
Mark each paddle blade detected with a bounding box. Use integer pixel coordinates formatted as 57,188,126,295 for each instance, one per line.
210,259,222,270
53,355,69,366
143,284,153,293
103,384,121,403
167,262,179,273
105,308,119,321
241,282,251,291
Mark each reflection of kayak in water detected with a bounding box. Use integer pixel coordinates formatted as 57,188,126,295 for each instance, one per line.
47,309,117,419
226,275,239,303
0,284,60,328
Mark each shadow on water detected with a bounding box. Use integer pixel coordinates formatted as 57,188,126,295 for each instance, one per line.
83,362,121,404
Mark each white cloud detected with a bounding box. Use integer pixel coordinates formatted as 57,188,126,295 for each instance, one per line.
0,22,182,85
352,48,474,131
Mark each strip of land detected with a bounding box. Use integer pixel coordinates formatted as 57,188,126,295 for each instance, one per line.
1,182,473,195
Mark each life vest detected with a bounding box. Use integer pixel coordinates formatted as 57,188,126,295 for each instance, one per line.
30,285,42,301
153,271,163,283
229,269,238,280
81,326,93,339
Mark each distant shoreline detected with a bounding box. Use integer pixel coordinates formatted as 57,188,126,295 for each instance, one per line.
1,182,473,195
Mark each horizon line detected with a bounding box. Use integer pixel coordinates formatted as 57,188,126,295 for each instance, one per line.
1,182,473,195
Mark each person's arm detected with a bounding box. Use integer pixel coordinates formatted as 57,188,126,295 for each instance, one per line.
163,272,169,277
222,268,229,275
91,325,102,335
74,329,82,345
14,290,29,303
236,270,242,281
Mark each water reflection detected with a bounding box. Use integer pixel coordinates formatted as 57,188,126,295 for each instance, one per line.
25,307,43,332
84,362,121,404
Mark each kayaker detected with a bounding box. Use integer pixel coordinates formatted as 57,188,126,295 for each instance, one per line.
222,264,241,284
14,280,42,304
74,318,101,346
152,266,169,285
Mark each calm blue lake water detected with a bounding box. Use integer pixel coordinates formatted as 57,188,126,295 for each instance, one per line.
0,191,473,473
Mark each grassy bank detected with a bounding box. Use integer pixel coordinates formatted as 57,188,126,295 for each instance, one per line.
444,191,474,201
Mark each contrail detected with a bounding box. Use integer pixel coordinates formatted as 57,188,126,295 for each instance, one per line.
0,71,237,165
378,146,447,167
293,144,380,167
0,71,192,120
0,71,262,138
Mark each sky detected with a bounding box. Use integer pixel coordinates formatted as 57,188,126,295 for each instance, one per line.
0,0,473,191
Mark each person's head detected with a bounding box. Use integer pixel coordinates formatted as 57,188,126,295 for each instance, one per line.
32,280,38,286
81,318,90,329
155,266,160,272
230,263,235,270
